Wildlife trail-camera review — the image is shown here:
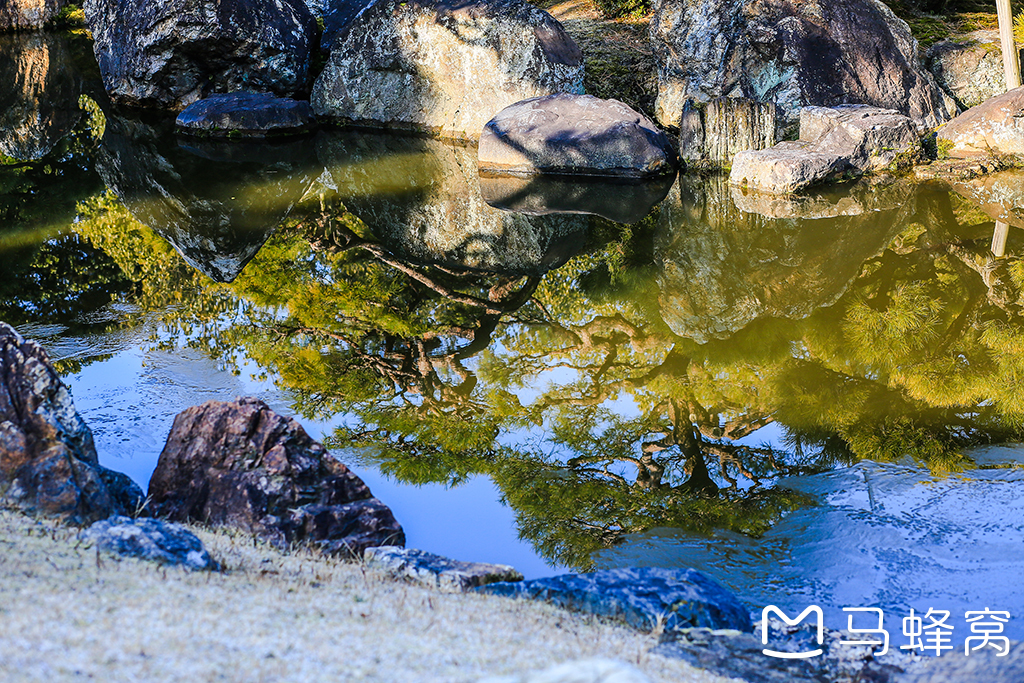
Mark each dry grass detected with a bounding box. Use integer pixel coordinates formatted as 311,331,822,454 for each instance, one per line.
0,509,738,683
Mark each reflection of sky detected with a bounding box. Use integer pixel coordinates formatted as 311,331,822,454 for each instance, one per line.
41,321,563,578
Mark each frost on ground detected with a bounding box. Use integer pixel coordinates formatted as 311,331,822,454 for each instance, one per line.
0,510,738,683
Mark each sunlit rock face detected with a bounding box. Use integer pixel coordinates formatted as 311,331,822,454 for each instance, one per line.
312,0,584,140
649,0,953,132
656,176,909,343
95,117,318,282
317,131,589,276
83,0,315,110
0,33,82,161
953,170,1024,229
0,0,62,30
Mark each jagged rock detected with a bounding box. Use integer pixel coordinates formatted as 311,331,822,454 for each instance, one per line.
479,173,674,224
729,105,920,194
95,116,317,282
679,97,778,167
81,515,218,571
0,33,82,161
478,659,652,683
937,86,1024,159
926,30,1006,111
175,93,315,137
478,94,676,179
319,0,374,52
317,131,589,275
311,0,584,140
365,546,523,592
479,567,752,633
0,322,142,524
649,0,953,132
147,397,404,556
83,0,315,110
0,0,63,30
657,175,907,343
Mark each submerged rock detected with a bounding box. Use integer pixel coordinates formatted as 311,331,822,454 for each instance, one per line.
175,92,315,138
83,0,316,110
0,322,143,524
81,516,218,571
148,397,404,556
311,0,584,140
937,86,1024,159
0,33,82,161
0,0,63,30
478,94,677,179
649,0,952,132
95,116,318,282
365,546,523,592
479,567,752,633
317,131,589,276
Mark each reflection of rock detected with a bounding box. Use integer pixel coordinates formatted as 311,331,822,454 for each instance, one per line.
657,175,907,343
731,178,912,220
0,33,82,161
317,131,589,275
952,170,1024,229
95,117,318,282
311,0,584,140
0,0,63,30
480,173,673,224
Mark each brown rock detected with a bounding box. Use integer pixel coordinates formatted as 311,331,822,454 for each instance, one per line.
679,97,778,168
0,0,63,31
148,397,404,555
0,322,142,523
937,86,1024,159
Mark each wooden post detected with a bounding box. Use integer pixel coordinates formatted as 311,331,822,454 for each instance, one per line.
997,0,1022,91
993,221,1010,257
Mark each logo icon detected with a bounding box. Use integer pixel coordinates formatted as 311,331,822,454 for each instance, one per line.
762,605,824,659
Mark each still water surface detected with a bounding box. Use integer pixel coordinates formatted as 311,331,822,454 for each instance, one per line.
6,31,1024,638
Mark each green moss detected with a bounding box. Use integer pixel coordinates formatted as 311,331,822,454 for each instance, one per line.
594,0,648,19
49,4,86,28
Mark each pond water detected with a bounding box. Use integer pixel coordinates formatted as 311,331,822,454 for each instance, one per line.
6,31,1024,639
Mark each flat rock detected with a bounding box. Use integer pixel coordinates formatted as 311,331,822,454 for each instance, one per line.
0,322,143,524
478,659,651,683
926,31,1004,110
175,93,315,137
147,397,404,556
938,86,1024,159
311,0,584,140
729,141,844,195
0,0,63,30
365,546,523,592
81,515,218,571
478,94,676,179
478,567,752,633
83,0,315,110
650,0,953,131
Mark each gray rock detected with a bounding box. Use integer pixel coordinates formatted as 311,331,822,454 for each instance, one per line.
478,659,652,683
937,86,1024,159
311,0,584,140
479,173,674,224
83,0,315,110
0,0,63,30
478,567,752,633
319,0,373,52
365,546,523,592
175,93,315,138
649,0,953,132
317,131,589,276
730,105,920,194
0,33,82,161
926,31,1005,111
680,97,778,168
478,94,676,179
897,644,1024,683
81,515,218,571
0,323,137,524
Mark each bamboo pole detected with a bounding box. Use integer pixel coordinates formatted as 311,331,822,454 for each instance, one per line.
997,0,1022,91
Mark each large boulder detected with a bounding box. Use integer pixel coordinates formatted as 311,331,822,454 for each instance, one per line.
0,0,63,30
0,33,82,161
478,93,677,179
926,30,1006,111
649,0,953,132
147,397,404,556
83,0,316,110
311,0,584,140
0,322,143,524
937,86,1024,159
